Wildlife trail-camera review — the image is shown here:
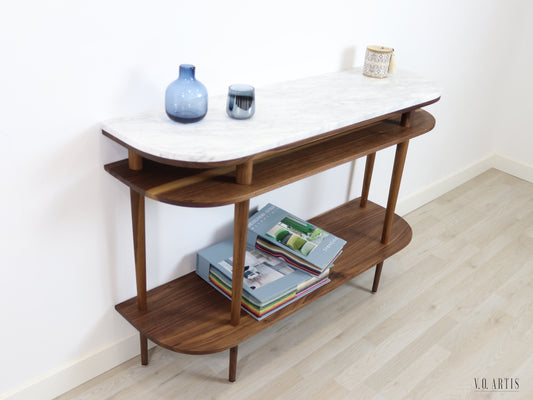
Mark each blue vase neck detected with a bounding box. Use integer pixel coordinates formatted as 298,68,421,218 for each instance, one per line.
179,64,196,80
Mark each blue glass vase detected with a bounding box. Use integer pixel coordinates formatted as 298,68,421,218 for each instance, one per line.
165,64,208,123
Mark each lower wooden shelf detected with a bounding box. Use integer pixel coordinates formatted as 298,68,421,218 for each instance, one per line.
115,198,411,355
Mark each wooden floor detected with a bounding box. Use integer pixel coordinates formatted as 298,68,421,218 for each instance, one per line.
57,169,533,400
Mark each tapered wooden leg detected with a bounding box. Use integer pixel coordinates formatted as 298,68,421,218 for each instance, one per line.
128,150,143,170
401,111,412,128
131,188,148,365
140,333,148,365
130,189,147,312
374,142,408,293
362,152,380,292
381,140,409,244
229,346,238,382
236,159,253,184
360,152,376,208
375,112,412,293
231,200,249,326
381,112,411,243
231,161,253,326
372,262,384,293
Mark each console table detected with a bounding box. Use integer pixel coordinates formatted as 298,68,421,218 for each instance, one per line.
102,68,440,382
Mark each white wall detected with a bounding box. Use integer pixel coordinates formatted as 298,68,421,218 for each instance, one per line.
491,1,533,167
0,1,529,398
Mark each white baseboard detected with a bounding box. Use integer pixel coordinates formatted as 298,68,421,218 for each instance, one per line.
490,153,533,184
396,154,494,216
397,153,533,216
3,153,533,400
1,334,152,400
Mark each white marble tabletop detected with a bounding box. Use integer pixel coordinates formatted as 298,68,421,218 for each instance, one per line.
102,68,441,164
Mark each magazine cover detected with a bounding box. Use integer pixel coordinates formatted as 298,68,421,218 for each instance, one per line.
248,203,346,274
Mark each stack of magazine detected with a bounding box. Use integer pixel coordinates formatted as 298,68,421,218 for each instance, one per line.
196,203,346,320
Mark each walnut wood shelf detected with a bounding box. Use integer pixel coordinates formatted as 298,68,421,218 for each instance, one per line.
104,110,435,207
115,199,411,354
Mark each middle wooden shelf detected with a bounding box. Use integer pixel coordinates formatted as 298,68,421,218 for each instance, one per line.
104,109,435,207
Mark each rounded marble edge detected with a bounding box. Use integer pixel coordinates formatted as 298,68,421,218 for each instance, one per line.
101,69,442,164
